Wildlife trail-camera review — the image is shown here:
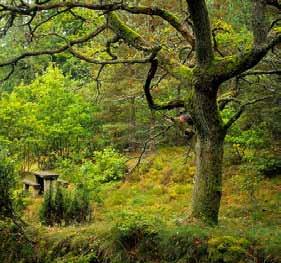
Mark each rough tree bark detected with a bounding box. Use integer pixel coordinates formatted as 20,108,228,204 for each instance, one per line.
190,83,226,224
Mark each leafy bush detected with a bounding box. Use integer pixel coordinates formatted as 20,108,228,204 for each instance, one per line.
256,156,281,178
92,147,127,183
66,148,127,186
110,211,162,262
0,221,35,263
223,108,267,164
159,225,208,262
109,212,209,263
208,236,250,263
0,66,98,170
246,226,281,263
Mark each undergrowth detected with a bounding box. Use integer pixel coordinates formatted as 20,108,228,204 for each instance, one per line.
1,147,280,263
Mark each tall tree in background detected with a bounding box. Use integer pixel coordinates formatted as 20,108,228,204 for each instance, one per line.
0,0,280,224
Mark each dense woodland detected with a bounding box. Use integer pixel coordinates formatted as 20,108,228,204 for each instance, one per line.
0,0,281,262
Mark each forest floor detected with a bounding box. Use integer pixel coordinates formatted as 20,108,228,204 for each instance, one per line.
3,147,281,263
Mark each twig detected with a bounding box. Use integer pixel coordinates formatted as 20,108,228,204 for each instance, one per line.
129,125,173,174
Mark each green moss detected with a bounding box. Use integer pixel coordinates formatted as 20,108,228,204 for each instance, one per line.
273,26,281,33
207,52,251,77
107,12,143,49
176,64,193,80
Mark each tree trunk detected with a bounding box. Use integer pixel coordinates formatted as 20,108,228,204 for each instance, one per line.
191,85,226,224
191,133,224,224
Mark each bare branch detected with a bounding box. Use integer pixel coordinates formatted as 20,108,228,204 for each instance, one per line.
129,124,173,174
144,59,185,111
0,2,195,45
240,69,281,77
0,24,107,68
0,64,15,83
223,96,273,130
212,27,227,57
266,0,281,10
0,2,123,14
94,64,106,101
68,47,155,65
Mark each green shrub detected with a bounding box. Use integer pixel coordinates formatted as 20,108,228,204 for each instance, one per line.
0,221,35,263
159,225,208,262
208,235,250,263
91,147,127,183
53,186,65,225
256,156,281,178
40,185,92,226
110,211,162,262
40,187,56,226
109,212,210,263
65,185,92,224
246,226,281,263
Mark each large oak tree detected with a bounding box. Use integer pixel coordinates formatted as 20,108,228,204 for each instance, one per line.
0,0,280,224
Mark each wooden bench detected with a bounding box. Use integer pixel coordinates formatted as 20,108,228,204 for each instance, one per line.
23,179,41,197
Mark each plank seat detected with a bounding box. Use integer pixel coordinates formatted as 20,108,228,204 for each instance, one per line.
23,179,40,188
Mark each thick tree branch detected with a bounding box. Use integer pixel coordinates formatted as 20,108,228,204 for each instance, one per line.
211,0,280,85
0,25,107,68
107,12,193,83
144,59,185,111
0,2,123,14
120,5,194,46
0,2,194,46
105,34,120,60
266,0,281,10
69,47,155,65
218,97,241,111
186,0,213,65
240,69,281,77
106,12,160,53
215,29,281,83
158,50,193,83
